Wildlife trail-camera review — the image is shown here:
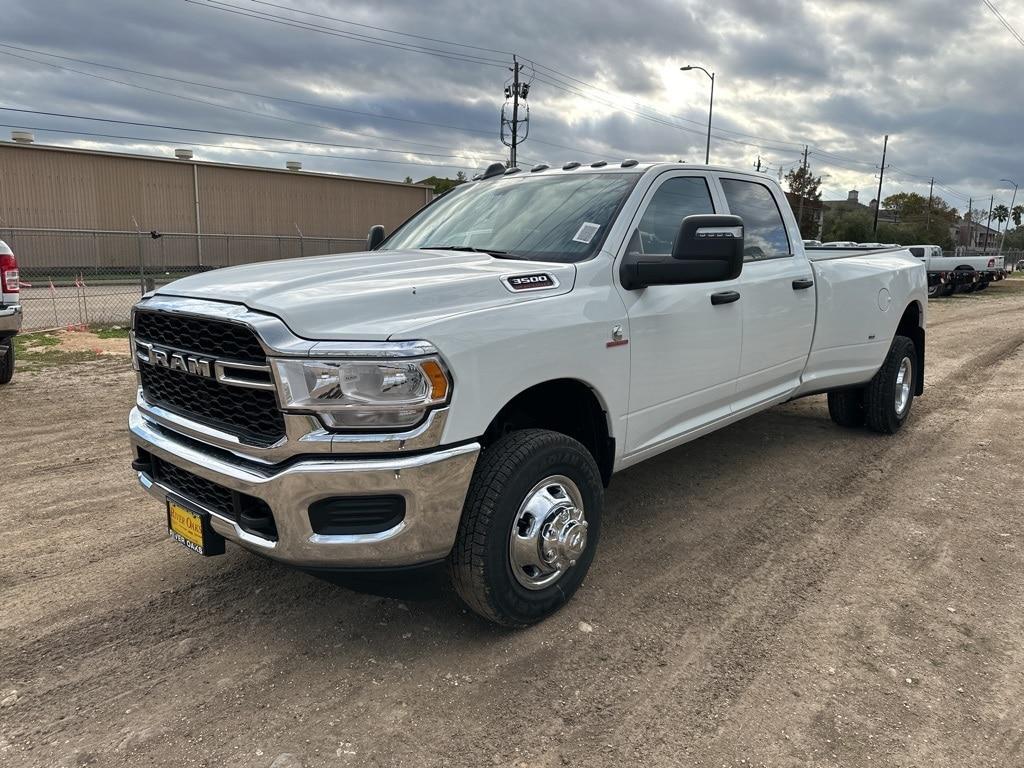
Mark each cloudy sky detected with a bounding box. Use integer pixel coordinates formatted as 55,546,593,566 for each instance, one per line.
2,0,1022,212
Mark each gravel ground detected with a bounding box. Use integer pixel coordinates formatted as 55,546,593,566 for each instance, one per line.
2,282,1023,768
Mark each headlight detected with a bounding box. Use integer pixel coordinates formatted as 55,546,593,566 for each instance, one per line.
272,355,450,430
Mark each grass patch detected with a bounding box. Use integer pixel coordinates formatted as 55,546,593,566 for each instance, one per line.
14,332,61,351
15,349,100,373
12,330,118,372
93,326,131,339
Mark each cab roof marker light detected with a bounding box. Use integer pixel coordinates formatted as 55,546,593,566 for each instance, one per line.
530,163,550,172
503,167,523,175
621,159,639,167
590,160,608,168
481,161,507,179
562,161,581,170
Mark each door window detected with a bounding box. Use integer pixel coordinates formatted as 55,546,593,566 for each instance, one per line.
627,177,715,256
720,179,791,261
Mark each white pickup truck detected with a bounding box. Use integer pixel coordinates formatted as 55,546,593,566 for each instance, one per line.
906,244,1006,296
0,238,21,384
128,162,926,626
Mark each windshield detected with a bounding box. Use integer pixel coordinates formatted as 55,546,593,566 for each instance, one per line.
383,172,639,263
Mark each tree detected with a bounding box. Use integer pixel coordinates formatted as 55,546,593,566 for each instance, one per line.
881,192,958,225
416,174,469,195
404,176,413,184
821,208,874,243
1012,204,1024,228
785,164,822,236
873,190,957,247
993,204,1010,232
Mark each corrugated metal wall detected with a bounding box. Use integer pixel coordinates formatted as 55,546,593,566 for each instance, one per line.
0,143,432,269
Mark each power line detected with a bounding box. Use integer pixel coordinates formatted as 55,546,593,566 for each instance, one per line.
0,41,611,162
529,59,811,151
0,123,475,170
186,0,508,68
180,0,917,173
0,45,477,156
246,0,517,58
982,0,1024,48
0,107,503,163
215,0,808,153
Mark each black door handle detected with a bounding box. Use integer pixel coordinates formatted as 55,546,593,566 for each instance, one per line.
792,277,814,290
710,290,740,305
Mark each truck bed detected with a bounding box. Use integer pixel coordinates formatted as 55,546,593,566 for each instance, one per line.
796,246,926,396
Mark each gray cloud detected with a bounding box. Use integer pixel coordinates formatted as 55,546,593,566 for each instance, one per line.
0,0,1020,209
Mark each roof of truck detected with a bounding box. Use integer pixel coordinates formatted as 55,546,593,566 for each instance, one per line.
480,160,776,181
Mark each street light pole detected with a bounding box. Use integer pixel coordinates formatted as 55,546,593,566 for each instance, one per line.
680,65,715,164
998,178,1018,255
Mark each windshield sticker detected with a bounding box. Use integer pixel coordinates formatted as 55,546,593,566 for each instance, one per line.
572,222,601,244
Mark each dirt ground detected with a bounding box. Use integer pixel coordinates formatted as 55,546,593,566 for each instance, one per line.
2,283,1023,768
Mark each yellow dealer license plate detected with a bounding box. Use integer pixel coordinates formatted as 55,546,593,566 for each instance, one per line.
167,500,224,556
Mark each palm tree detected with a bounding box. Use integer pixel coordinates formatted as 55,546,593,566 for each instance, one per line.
992,204,1010,233
1012,204,1024,228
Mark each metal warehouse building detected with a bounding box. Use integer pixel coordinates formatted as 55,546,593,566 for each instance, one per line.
0,138,433,274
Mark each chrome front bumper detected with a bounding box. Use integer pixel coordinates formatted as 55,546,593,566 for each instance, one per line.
129,408,480,568
0,304,22,335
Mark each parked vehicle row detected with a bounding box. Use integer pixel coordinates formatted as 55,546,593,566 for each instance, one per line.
0,238,21,385
907,245,1010,297
807,241,1011,297
127,162,926,626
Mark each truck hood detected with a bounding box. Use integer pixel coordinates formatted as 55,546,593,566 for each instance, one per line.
156,249,576,340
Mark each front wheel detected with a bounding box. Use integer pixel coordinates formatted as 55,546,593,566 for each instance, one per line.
0,338,14,385
448,429,603,627
864,335,916,434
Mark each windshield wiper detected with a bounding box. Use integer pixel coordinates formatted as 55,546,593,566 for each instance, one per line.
422,244,523,259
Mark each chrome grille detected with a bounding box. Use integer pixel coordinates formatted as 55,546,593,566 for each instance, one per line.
134,310,286,446
134,310,266,364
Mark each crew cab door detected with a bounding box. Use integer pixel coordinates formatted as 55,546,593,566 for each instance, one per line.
614,172,742,457
720,177,815,409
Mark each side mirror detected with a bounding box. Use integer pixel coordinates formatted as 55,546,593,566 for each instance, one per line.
620,214,744,290
366,224,386,250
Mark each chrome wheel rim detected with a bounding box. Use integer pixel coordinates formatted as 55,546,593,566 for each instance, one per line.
509,475,588,590
895,356,913,416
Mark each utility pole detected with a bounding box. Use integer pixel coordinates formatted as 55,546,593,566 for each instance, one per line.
926,177,934,231
998,179,1018,255
509,56,520,167
501,55,530,167
796,145,809,234
872,134,888,236
984,195,994,253
965,196,972,249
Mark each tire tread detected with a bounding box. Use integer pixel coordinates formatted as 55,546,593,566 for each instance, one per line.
448,429,600,626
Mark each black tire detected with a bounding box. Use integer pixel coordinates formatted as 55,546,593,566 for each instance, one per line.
864,335,916,434
939,282,956,297
0,338,13,385
827,388,865,427
448,429,603,627
927,284,939,298
976,280,989,292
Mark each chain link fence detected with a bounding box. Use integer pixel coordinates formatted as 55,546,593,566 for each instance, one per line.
2,228,364,331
